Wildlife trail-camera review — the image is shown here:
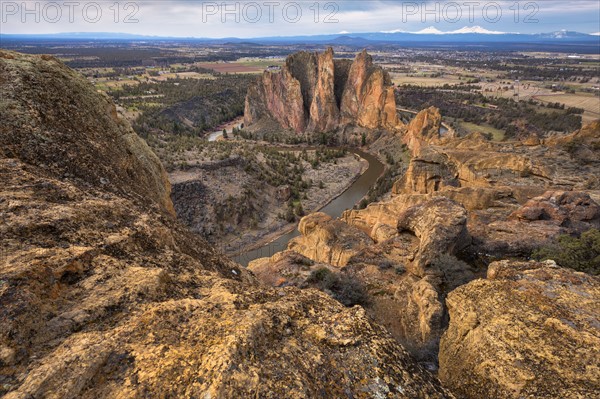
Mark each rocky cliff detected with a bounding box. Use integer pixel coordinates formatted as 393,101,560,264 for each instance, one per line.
0,50,453,398
244,48,402,133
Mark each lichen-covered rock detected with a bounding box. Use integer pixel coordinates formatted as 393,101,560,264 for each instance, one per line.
0,50,453,399
0,50,174,216
245,48,401,133
262,198,475,359
439,260,600,399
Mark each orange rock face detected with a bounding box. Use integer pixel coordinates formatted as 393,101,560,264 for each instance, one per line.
402,106,443,156
245,48,402,133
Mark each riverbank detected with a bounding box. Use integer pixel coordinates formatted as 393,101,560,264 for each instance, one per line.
232,148,385,266
224,151,369,258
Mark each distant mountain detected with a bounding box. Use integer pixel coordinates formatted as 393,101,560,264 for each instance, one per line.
414,27,445,35
534,30,598,39
2,28,599,46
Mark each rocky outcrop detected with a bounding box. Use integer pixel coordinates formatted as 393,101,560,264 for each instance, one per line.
397,197,471,277
0,50,453,399
288,212,374,266
393,149,460,195
244,64,305,132
0,50,174,216
257,198,475,360
439,260,600,399
307,47,339,132
245,48,401,133
509,190,600,227
402,107,443,156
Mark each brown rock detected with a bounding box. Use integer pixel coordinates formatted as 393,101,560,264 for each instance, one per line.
244,64,306,132
397,197,471,277
288,212,374,266
439,260,600,399
509,190,600,226
402,107,443,156
0,50,174,216
307,47,339,132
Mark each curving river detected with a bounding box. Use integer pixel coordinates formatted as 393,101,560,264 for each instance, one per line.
232,148,384,266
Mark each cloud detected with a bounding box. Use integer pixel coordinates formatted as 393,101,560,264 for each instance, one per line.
1,0,598,37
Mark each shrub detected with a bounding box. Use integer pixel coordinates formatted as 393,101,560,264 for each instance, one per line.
532,229,600,275
307,268,369,307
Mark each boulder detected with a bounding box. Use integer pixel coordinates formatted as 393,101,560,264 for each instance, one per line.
439,260,600,399
288,212,374,266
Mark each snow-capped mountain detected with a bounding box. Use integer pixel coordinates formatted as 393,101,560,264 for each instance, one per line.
380,29,407,34
414,26,445,35
539,29,593,39
449,26,507,35
384,26,508,35
591,32,600,36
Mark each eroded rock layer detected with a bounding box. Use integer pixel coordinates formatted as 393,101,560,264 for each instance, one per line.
0,50,452,398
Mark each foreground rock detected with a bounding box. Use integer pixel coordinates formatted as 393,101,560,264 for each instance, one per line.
0,50,453,398
245,48,402,133
439,260,600,398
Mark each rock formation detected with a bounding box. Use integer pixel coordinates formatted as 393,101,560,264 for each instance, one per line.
439,260,600,399
0,50,454,398
402,106,443,156
254,198,475,360
245,48,402,133
288,212,374,266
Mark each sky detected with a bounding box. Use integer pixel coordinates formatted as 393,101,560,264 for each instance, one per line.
1,0,599,37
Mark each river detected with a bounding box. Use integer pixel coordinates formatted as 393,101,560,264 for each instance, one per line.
232,148,384,266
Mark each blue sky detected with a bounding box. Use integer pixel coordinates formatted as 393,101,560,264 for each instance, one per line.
2,1,599,37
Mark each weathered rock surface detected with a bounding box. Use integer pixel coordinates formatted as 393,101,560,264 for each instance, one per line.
0,50,454,399
245,48,402,133
439,260,600,399
288,212,374,266
0,50,174,216
509,190,600,227
397,197,471,277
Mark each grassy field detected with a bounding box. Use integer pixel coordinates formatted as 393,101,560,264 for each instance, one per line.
197,58,284,74
460,122,506,141
154,72,215,81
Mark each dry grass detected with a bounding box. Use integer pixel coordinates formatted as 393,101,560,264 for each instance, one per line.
533,93,600,123
391,74,462,87
197,62,258,73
